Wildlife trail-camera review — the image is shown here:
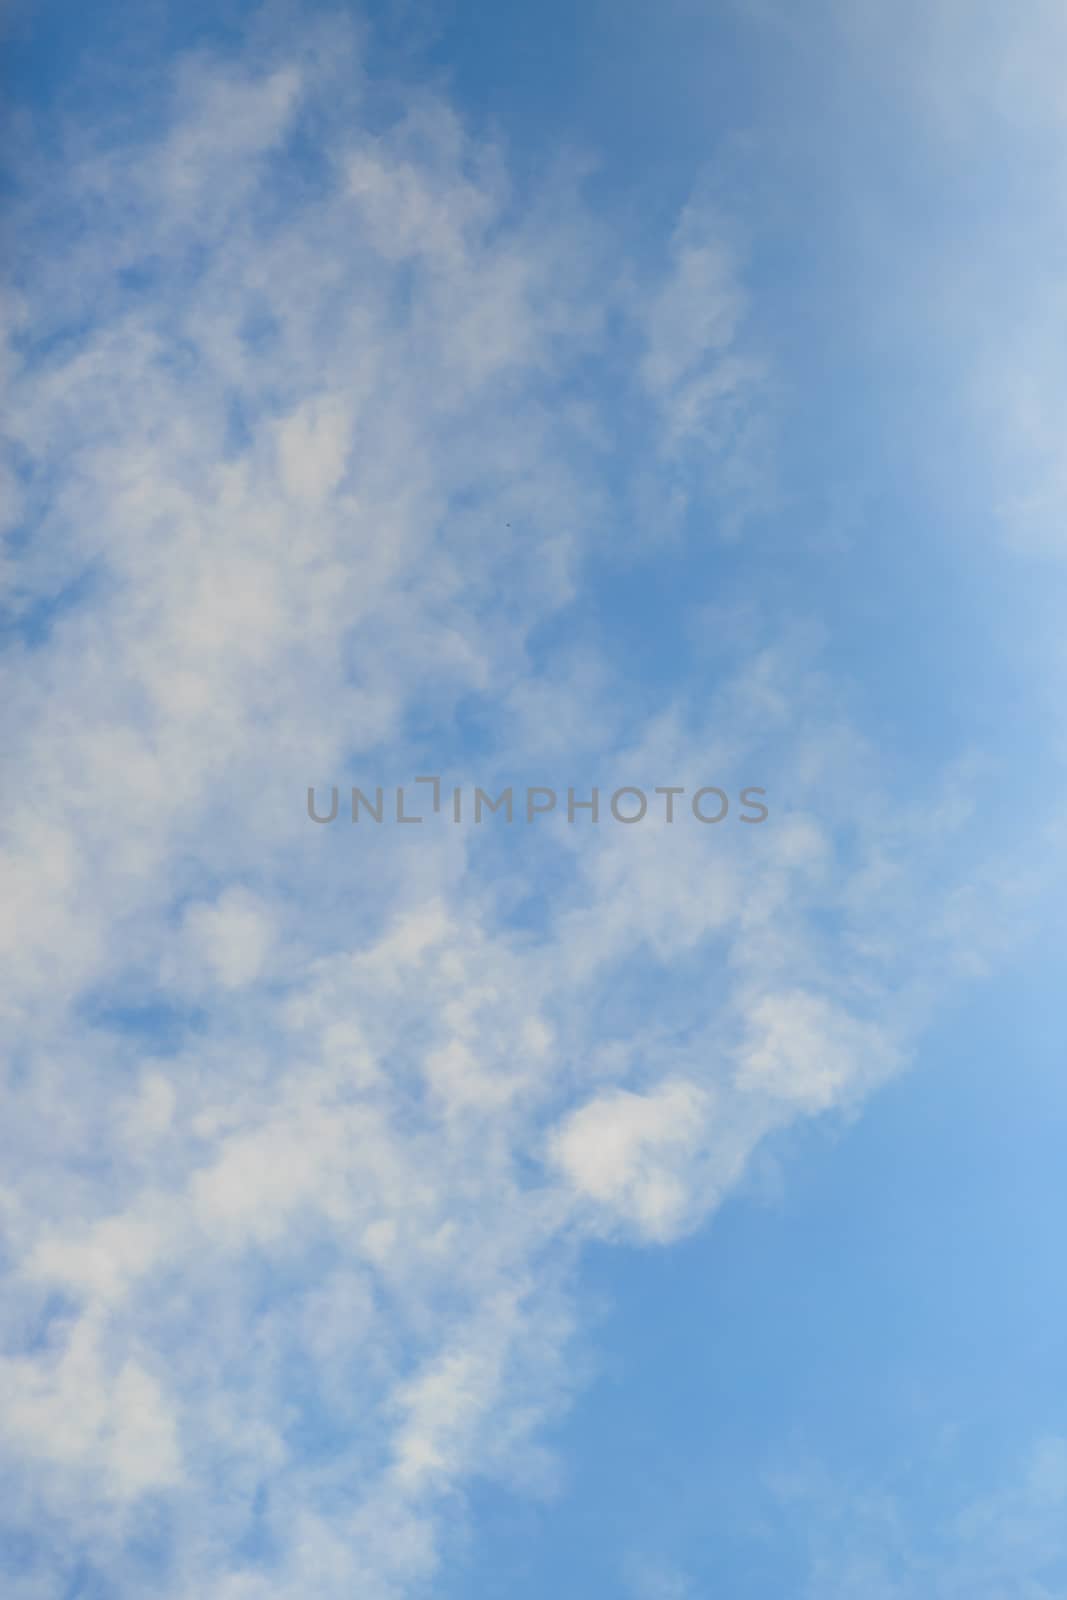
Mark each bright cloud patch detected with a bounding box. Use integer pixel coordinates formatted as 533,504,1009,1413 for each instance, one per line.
550,1082,711,1241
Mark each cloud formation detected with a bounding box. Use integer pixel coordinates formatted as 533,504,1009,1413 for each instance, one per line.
0,12,1053,1598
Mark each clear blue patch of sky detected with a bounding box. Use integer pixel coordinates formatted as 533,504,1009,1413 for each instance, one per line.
443,931,1067,1597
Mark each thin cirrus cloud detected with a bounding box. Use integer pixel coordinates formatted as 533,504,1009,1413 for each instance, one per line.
0,8,1060,1599
762,1434,1067,1598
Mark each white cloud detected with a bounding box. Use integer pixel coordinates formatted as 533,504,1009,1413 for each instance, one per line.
550,1081,712,1242
636,196,773,537
0,1320,182,1498
178,888,278,991
735,988,898,1111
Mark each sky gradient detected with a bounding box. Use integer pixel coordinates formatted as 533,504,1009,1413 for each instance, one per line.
1,3,1066,1597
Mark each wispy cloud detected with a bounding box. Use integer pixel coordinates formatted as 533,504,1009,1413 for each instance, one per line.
0,12,1056,1599
768,1435,1067,1598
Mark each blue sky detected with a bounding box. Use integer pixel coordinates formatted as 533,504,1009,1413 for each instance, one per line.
2,3,1066,1597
